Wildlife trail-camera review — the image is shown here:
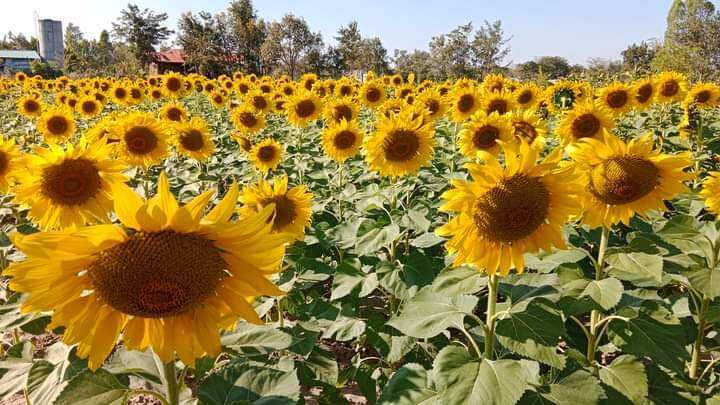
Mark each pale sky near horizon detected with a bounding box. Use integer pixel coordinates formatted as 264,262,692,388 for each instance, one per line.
0,0,707,65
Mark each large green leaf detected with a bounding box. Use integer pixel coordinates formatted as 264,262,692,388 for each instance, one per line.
354,223,401,256
598,355,648,404
433,346,536,405
519,370,605,405
222,324,294,352
378,363,437,405
579,278,623,310
685,268,720,299
656,215,714,263
198,359,300,405
605,252,663,287
330,259,378,300
387,289,478,338
53,369,130,405
430,266,487,297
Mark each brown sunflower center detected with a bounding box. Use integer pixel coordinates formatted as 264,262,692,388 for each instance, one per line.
457,94,475,113
472,125,499,149
238,112,258,128
695,90,712,104
239,137,252,152
304,79,315,90
40,158,101,206
636,84,653,103
282,86,293,96
384,130,420,162
340,85,353,96
125,126,159,155
572,113,601,139
46,116,70,136
130,88,142,100
366,87,381,102
81,101,97,114
24,100,40,113
166,107,183,122
426,99,440,115
180,129,204,151
660,80,679,97
473,174,549,243
0,151,9,175
258,145,276,162
606,90,628,109
252,96,268,110
114,88,127,99
333,105,353,122
166,77,182,92
517,90,533,105
261,195,297,230
88,231,226,318
333,130,357,150
487,99,508,115
513,121,537,141
295,99,317,118
589,156,659,205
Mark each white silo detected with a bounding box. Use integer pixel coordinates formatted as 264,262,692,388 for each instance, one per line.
37,19,64,67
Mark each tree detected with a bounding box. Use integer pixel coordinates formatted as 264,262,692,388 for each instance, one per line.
471,20,511,77
112,3,173,68
334,21,389,75
177,11,225,76
0,32,38,50
652,0,720,79
260,14,323,78
428,22,474,79
621,41,659,73
393,49,434,81
513,56,570,80
226,0,267,74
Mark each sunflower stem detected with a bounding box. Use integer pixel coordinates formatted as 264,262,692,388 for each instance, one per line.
162,361,180,405
587,226,610,366
694,113,704,188
484,274,499,360
690,297,710,379
277,297,285,328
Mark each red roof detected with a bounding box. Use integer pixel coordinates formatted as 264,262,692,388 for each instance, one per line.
153,49,185,64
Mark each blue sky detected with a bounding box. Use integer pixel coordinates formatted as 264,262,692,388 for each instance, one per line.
0,0,693,65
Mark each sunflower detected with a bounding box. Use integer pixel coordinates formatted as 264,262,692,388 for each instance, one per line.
458,111,514,158
111,84,130,105
597,82,636,117
239,174,313,240
567,132,693,228
556,102,614,146
301,73,318,91
77,95,103,118
163,72,186,98
390,74,404,87
286,91,322,128
0,137,23,193
4,173,290,370
173,117,215,162
701,173,720,215
632,78,656,111
513,83,541,110
417,88,448,122
322,119,364,163
37,106,77,143
482,73,507,93
232,106,266,136
250,138,284,173
160,103,188,123
14,139,127,230
235,78,253,96
685,82,720,109
233,132,254,154
126,85,145,105
17,95,43,118
208,91,226,108
481,90,516,116
111,112,170,169
448,86,481,122
246,91,272,114
359,80,386,108
363,109,435,177
148,88,164,101
654,72,688,104
323,98,358,125
545,80,584,113
437,142,582,275
508,109,547,147
334,78,356,98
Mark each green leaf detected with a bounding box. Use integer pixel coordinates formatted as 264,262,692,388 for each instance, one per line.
646,364,696,405
608,313,690,374
302,348,338,385
579,278,623,310
378,363,437,405
54,369,130,405
605,252,663,287
387,289,478,338
685,268,720,299
198,359,300,405
656,215,714,262
433,346,535,405
431,267,487,297
598,355,648,404
355,223,401,256
222,324,293,351
519,370,604,405
321,316,366,341
331,259,376,300
523,249,588,272
495,298,566,368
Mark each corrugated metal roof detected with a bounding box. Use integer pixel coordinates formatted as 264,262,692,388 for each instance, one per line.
0,50,41,59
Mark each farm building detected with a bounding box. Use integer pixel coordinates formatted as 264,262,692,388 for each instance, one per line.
150,49,187,74
0,50,41,74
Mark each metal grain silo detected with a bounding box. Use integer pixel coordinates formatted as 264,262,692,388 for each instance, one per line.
37,19,64,66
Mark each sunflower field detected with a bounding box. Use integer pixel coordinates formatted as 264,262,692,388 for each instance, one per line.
0,70,719,405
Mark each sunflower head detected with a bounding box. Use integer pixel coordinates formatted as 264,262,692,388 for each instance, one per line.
513,83,541,110
632,78,656,110
17,95,43,118
458,111,514,158
685,82,720,109
597,82,636,117
324,97,358,124
160,102,188,123
250,138,284,173
448,86,481,122
360,80,386,108
557,102,614,146
246,91,271,113
417,87,448,121
654,72,688,103
77,96,103,118
173,117,215,161
37,106,77,143
0,137,24,193
232,106,266,135
286,91,322,128
482,90,516,116
111,112,170,169
508,109,547,147
322,119,365,163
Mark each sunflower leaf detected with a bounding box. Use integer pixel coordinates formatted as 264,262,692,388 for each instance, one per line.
387,289,478,338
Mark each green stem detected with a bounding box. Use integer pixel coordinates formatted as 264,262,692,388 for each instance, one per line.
587,226,610,366
484,274,499,359
162,361,180,405
277,297,285,328
694,114,704,188
690,297,710,379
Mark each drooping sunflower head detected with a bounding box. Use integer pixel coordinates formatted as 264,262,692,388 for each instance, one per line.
448,86,481,122
286,91,322,128
4,172,290,369
0,136,24,193
437,142,582,275
17,95,43,118
111,112,170,169
684,82,720,110
76,95,103,118
360,80,387,108
481,90,516,116
416,87,448,122
458,111,514,158
301,73,318,91
323,97,358,125
246,90,272,114
172,117,215,162
14,139,127,230
654,71,688,104
232,132,254,153
508,109,548,147
160,102,188,123
37,106,77,143
232,106,266,136
482,73,508,93
597,82,636,117
250,138,284,173
363,109,435,177
322,119,365,163
567,132,693,228
240,174,314,239
557,102,614,146
632,78,656,110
